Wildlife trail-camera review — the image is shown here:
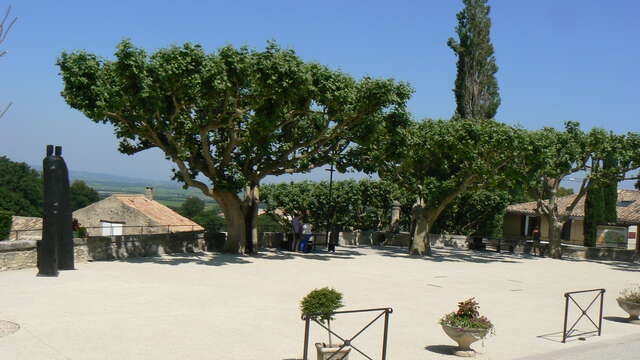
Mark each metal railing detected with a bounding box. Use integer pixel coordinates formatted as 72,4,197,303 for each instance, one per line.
562,288,605,343
302,307,393,360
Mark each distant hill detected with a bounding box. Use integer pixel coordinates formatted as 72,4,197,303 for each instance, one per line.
31,165,217,209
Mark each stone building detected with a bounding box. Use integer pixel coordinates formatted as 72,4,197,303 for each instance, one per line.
503,189,639,249
73,187,203,236
7,216,43,241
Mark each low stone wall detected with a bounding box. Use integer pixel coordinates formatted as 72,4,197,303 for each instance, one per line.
369,232,469,248
86,232,204,261
498,238,636,262
0,232,204,271
0,238,89,271
0,240,38,271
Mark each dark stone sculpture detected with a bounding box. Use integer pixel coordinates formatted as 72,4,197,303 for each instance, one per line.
38,145,74,276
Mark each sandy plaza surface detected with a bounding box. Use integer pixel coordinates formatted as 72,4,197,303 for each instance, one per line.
1,246,639,360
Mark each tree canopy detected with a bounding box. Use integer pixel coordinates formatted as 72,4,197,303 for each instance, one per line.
529,122,640,257
261,179,412,232
179,196,206,219
0,156,42,217
70,180,100,211
447,0,500,120
57,40,413,253
358,118,530,255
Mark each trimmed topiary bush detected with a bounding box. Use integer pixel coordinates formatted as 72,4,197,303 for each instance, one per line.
300,287,344,346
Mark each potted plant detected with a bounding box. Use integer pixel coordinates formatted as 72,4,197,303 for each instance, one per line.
617,286,640,324
439,298,494,357
300,287,350,360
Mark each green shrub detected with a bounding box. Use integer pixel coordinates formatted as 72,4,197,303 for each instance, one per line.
300,287,343,323
300,287,344,346
0,210,13,240
439,298,494,332
620,287,640,303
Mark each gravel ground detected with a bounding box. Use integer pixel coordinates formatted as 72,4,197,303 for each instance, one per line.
0,246,638,360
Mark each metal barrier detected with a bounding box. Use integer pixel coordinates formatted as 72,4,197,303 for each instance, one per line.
302,307,392,360
562,288,605,343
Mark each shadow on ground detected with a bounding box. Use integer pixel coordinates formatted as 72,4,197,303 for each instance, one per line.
604,316,632,324
375,246,537,264
119,248,366,267
560,257,640,272
425,344,457,355
537,330,599,343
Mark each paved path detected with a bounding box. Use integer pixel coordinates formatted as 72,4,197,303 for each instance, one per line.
1,246,639,359
514,333,640,360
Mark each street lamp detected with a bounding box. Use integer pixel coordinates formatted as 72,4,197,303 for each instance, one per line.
325,162,336,252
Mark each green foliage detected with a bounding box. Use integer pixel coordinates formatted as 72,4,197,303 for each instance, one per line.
261,179,412,232
584,155,618,247
584,184,604,247
179,196,206,219
192,209,226,233
57,40,412,252
70,180,100,211
0,209,13,240
433,189,509,237
0,156,43,217
300,287,344,323
440,298,494,331
377,118,529,226
257,213,283,232
620,287,640,303
77,227,87,238
448,0,500,120
602,155,618,223
57,40,412,193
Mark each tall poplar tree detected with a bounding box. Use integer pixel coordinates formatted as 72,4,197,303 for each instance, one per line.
584,183,604,247
447,0,500,120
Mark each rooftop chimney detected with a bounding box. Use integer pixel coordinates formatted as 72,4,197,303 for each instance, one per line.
144,187,154,200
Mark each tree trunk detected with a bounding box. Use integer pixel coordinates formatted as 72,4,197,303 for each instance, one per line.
243,183,260,254
547,211,564,259
212,187,260,254
410,206,432,256
214,191,246,253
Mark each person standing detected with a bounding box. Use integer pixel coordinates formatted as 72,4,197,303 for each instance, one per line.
291,213,303,252
532,226,542,257
301,221,313,253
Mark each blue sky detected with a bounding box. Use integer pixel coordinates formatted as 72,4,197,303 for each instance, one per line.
0,0,638,184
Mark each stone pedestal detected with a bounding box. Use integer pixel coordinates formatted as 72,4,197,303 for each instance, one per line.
315,343,350,360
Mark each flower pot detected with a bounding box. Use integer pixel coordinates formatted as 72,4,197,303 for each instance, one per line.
441,324,489,357
315,342,350,360
617,298,640,324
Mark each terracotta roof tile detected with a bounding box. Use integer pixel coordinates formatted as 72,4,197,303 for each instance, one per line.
112,194,204,232
506,189,640,224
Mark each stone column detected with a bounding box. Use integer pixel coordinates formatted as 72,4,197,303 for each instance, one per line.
390,201,401,233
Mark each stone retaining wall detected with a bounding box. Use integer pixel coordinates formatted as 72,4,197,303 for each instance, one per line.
0,232,204,271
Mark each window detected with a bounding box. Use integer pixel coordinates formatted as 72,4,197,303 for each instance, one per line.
521,215,539,236
100,221,124,236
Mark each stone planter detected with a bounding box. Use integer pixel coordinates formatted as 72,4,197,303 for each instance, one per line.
315,342,350,360
441,324,489,357
617,298,640,324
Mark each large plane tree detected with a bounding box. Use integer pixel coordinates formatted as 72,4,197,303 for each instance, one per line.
57,40,412,253
355,118,530,256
